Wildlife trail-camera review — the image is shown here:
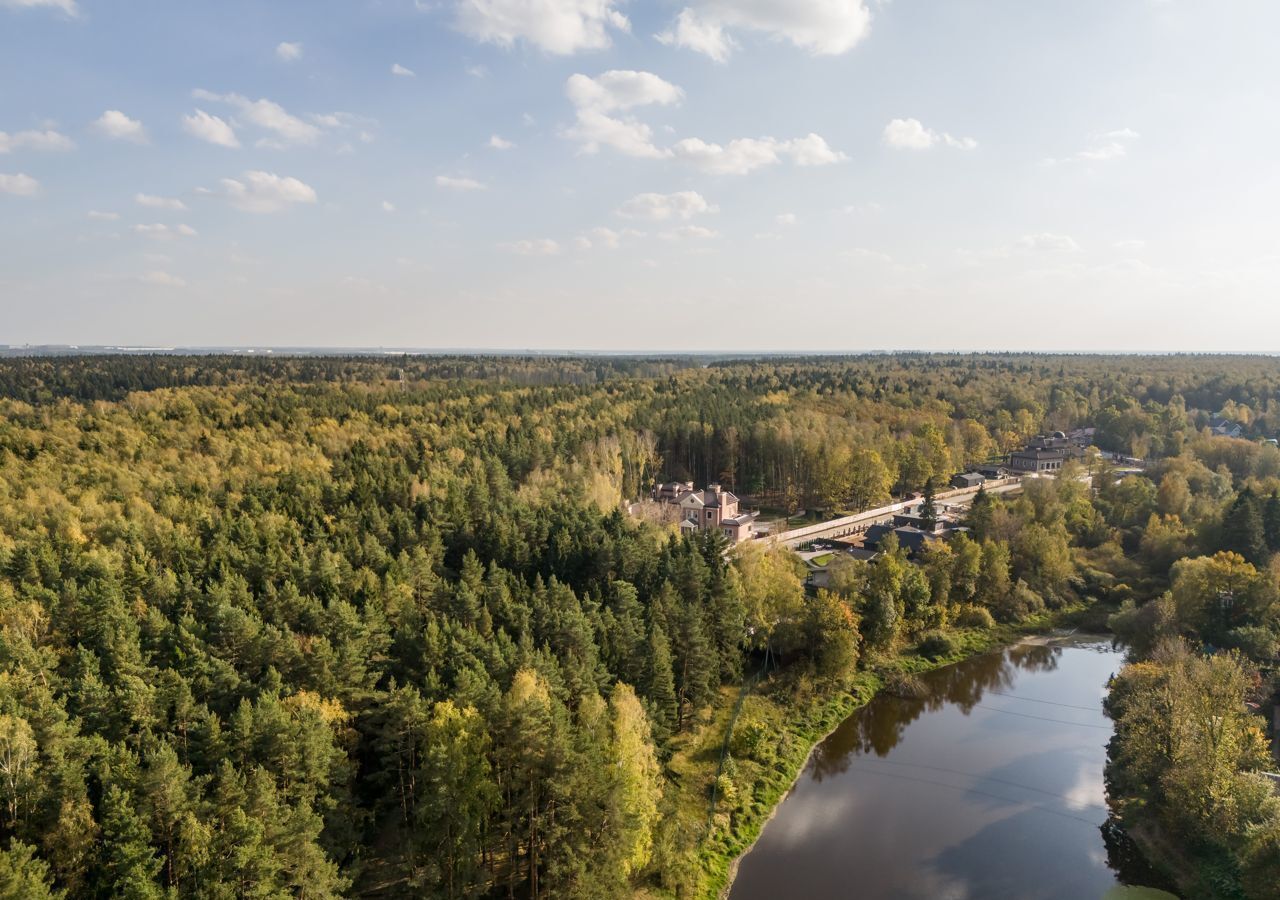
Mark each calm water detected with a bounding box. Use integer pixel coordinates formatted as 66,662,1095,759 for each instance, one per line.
729,636,1175,900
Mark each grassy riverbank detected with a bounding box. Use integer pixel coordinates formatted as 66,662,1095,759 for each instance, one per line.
645,605,1098,900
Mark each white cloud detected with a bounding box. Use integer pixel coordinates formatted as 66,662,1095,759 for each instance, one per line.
565,110,667,158
391,63,416,77
87,210,119,221
659,224,719,240
656,9,735,63
488,134,515,149
220,171,318,213
503,238,561,255
135,193,187,211
436,175,486,191
0,129,74,153
1043,128,1140,165
658,0,872,61
1,0,78,17
672,133,844,174
454,0,630,55
193,90,321,146
137,270,186,288
883,118,975,151
381,200,396,212
563,70,683,158
562,70,841,171
566,70,684,111
466,64,488,78
276,41,303,62
181,109,240,148
618,190,716,221
776,212,797,226
132,223,198,240
92,110,148,144
0,173,39,196
1113,239,1146,251
1016,232,1080,252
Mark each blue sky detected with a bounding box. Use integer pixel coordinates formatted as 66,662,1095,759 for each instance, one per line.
2,0,1278,350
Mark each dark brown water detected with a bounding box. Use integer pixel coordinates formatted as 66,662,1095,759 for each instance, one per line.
729,636,1173,900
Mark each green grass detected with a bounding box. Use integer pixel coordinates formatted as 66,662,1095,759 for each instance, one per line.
808,552,835,567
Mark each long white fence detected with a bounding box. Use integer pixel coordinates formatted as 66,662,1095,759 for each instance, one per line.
764,477,1022,548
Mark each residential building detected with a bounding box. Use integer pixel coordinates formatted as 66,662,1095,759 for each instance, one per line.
1008,432,1086,475
1209,416,1244,439
656,481,759,543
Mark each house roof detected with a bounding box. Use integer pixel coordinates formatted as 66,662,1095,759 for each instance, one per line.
678,488,740,509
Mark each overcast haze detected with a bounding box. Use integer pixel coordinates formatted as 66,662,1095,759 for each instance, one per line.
2,0,1278,351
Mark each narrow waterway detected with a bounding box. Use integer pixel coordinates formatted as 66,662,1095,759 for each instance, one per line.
728,635,1176,900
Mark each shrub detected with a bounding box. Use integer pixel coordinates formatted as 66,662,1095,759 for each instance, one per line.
884,673,929,699
955,606,995,630
917,630,956,659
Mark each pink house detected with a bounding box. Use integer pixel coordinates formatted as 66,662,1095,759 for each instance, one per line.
670,483,758,543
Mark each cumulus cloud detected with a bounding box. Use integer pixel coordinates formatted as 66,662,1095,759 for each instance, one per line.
436,175,486,191
220,171,318,213
488,134,515,149
137,270,186,288
193,90,321,146
776,213,797,226
1016,232,1080,252
92,110,148,143
566,70,684,111
561,70,842,171
276,41,302,61
1042,128,1140,165
135,193,187,211
133,223,198,240
503,238,561,255
656,9,735,63
391,63,416,77
563,70,683,158
87,210,119,221
883,118,976,151
577,226,619,249
181,109,240,148
1,0,78,16
672,133,844,175
381,200,396,212
657,0,872,61
0,129,74,153
0,173,39,195
454,0,630,55
659,224,718,240
618,190,716,221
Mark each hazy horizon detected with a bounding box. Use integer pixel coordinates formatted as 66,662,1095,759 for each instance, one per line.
4,0,1279,351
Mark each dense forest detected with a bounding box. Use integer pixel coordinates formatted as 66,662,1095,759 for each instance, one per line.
0,353,1276,898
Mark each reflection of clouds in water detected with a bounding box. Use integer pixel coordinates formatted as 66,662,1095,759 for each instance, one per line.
761,782,862,849
1062,759,1107,812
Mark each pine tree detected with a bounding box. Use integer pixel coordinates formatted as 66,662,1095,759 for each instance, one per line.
919,477,938,531
0,841,62,899
644,622,678,740
98,785,164,900
1263,491,1280,553
1222,488,1268,565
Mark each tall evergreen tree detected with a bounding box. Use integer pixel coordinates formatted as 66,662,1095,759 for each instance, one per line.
1222,488,1268,565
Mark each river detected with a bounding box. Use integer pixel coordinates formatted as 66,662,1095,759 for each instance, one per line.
727,635,1177,900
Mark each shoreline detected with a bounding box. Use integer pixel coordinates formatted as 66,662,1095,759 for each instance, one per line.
704,609,1097,900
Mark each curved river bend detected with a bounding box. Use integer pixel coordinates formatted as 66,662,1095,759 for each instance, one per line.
728,636,1176,900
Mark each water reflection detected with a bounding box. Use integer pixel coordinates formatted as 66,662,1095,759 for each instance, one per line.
812,644,1063,778
729,638,1151,900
